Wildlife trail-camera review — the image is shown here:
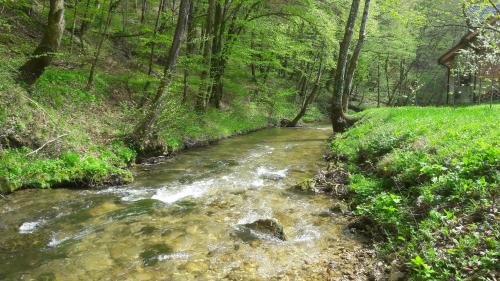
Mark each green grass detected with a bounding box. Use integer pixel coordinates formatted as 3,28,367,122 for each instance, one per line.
331,105,499,280
153,101,274,152
0,5,314,193
0,142,135,192
0,61,298,193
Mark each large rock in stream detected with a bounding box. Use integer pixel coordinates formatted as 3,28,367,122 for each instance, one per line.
234,219,287,241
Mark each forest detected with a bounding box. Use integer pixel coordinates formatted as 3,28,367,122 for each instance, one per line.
0,0,499,280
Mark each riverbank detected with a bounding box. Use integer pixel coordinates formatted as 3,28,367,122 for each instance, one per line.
0,43,323,195
323,105,499,280
0,6,325,194
0,125,366,280
0,86,312,193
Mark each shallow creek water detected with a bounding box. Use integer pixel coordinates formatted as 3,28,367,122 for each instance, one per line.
0,126,370,280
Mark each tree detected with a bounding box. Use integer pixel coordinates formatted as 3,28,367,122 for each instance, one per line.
196,0,216,111
182,0,197,104
18,0,65,85
287,56,324,127
330,0,361,132
139,0,165,106
86,0,121,89
342,0,371,112
130,0,191,148
69,0,80,53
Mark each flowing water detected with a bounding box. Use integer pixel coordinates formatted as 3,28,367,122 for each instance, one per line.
0,126,369,281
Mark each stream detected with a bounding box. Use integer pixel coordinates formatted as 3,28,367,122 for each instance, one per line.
0,126,371,280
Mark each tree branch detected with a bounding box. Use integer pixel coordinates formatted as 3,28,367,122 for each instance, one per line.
26,134,68,157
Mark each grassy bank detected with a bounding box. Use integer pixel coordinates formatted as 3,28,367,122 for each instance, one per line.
0,79,298,194
0,65,301,193
330,105,499,280
0,52,313,194
0,3,332,194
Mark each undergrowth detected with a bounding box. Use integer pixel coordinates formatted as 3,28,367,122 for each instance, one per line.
0,52,301,193
0,3,319,193
331,105,499,280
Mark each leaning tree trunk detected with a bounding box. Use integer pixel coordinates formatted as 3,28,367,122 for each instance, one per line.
130,0,191,148
18,0,65,85
342,0,371,113
288,59,324,127
330,0,361,132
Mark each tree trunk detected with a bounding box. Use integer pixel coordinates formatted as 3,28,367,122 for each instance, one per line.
209,1,254,108
182,0,197,104
140,0,147,23
342,0,371,113
69,0,80,53
385,55,391,105
472,72,477,103
121,0,128,33
330,0,361,133
131,0,191,148
138,0,164,107
147,0,163,76
288,59,324,127
377,58,381,107
79,0,97,43
86,0,120,89
18,0,65,85
208,0,228,108
196,0,215,110
207,1,256,108
388,60,411,106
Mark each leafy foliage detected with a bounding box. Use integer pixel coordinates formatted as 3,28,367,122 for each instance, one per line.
331,105,500,280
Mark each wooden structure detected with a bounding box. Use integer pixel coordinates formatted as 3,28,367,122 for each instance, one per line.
438,17,499,105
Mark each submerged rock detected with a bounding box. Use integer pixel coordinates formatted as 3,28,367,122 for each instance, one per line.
138,226,157,235
140,244,173,266
291,179,318,194
257,167,287,181
108,199,159,220
36,272,56,281
330,201,350,214
235,219,287,241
